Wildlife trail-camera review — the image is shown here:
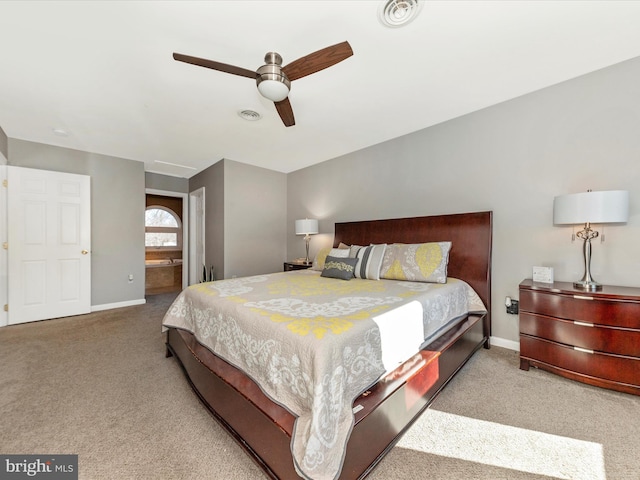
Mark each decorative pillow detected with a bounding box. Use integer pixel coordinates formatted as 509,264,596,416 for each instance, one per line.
351,244,387,280
338,242,350,249
321,256,358,280
311,247,350,271
380,242,452,283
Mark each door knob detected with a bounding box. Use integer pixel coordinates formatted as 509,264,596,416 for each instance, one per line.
81,250,89,255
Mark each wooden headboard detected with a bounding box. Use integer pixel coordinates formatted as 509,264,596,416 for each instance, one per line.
333,211,493,329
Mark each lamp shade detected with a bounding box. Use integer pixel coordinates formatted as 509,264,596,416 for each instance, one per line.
295,218,318,235
553,190,629,225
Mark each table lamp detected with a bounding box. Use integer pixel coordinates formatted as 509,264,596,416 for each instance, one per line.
295,218,318,264
553,190,629,291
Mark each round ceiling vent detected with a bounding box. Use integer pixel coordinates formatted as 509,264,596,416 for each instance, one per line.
378,0,422,28
238,109,262,121
52,127,69,137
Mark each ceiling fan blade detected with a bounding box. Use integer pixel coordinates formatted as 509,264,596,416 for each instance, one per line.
275,98,295,127
173,53,256,79
282,41,353,82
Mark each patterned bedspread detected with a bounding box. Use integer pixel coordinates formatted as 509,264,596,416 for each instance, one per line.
162,270,485,480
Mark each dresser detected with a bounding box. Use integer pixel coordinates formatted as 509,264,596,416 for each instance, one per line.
519,279,640,396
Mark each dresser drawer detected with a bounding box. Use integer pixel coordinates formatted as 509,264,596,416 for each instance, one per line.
520,289,640,329
520,313,640,357
520,335,640,386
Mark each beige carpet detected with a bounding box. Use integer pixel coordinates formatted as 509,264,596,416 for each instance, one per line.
1,293,639,480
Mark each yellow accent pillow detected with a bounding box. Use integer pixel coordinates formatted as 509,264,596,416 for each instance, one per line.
379,242,451,283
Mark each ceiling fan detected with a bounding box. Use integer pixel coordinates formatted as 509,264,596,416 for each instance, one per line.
173,41,353,127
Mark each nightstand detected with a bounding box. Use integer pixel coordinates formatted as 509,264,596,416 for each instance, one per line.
284,261,313,272
519,279,640,396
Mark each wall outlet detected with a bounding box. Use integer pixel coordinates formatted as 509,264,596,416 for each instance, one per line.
505,296,519,315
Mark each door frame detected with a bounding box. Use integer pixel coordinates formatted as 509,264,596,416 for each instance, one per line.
145,188,189,289
189,187,205,285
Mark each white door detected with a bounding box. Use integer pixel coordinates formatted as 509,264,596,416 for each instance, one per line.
0,165,7,327
7,166,91,324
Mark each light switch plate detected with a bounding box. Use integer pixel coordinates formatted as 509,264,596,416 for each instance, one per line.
532,266,554,283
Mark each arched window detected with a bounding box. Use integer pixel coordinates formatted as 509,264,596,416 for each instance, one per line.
145,206,182,248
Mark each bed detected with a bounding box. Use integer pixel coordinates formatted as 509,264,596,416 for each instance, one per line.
163,211,492,479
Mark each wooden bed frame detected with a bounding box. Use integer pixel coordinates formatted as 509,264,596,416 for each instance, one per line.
165,211,492,479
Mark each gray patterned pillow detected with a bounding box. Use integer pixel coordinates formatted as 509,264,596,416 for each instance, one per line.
321,256,358,280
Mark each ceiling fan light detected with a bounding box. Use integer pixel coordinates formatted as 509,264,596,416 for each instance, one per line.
257,76,290,102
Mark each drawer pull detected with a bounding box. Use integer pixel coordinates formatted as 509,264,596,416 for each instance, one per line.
573,321,594,327
573,295,594,300
574,346,594,354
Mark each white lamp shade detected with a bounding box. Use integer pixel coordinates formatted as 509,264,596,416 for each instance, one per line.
295,218,318,235
553,190,629,225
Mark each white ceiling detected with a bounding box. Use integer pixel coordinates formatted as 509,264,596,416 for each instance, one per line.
1,1,640,178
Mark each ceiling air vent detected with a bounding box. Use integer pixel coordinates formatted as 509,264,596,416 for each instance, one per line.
378,0,423,28
238,110,262,121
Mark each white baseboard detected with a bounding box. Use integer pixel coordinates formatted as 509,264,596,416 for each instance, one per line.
91,298,146,312
490,336,520,352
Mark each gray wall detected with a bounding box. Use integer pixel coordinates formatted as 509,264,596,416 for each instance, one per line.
189,159,287,280
0,126,7,162
224,159,287,277
145,171,189,193
8,139,146,306
287,56,640,345
189,159,225,280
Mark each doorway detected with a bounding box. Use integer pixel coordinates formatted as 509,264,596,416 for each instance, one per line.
144,189,188,296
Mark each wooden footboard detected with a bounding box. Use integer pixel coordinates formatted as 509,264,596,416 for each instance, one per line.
166,312,487,479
